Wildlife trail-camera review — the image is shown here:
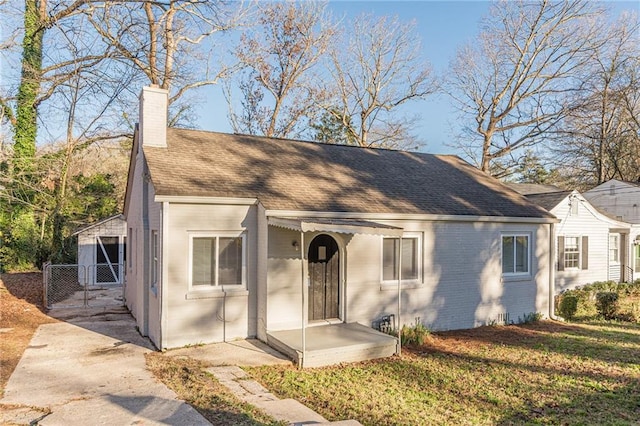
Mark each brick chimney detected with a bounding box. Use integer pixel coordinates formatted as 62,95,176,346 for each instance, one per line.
139,85,168,148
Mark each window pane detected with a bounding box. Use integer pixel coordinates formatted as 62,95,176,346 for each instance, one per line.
502,236,514,273
609,235,619,262
515,236,529,273
219,237,243,285
193,238,215,286
401,238,418,280
564,237,579,268
383,238,398,281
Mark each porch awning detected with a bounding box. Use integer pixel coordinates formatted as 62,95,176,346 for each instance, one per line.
267,216,404,237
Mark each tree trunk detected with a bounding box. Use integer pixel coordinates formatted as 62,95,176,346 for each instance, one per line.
14,0,45,173
481,133,492,174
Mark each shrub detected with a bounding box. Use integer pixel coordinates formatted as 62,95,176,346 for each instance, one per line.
400,317,430,346
558,295,578,321
556,281,640,323
519,312,543,324
595,292,619,320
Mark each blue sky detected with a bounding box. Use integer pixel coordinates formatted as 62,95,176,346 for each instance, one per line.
199,0,639,156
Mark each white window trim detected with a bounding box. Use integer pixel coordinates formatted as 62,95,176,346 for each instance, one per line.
380,231,423,286
501,233,532,277
188,231,247,292
563,235,581,270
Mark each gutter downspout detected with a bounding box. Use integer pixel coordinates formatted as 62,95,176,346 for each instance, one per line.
397,236,402,356
142,165,150,336
160,201,169,349
300,231,306,368
549,222,558,320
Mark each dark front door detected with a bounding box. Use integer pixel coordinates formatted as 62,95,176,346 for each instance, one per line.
96,236,120,284
308,234,340,321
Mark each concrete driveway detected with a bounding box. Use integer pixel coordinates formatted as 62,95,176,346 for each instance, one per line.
1,308,209,425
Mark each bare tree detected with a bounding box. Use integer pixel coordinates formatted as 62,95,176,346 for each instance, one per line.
554,11,640,188
325,14,436,149
445,0,605,176
85,0,243,125
226,1,335,138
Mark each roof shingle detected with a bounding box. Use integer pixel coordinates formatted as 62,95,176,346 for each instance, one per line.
143,129,554,219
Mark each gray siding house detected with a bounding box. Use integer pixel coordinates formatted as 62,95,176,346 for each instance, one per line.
124,87,557,366
584,179,640,224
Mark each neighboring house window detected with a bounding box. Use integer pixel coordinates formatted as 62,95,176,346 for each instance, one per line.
190,233,246,288
382,233,421,282
609,234,619,263
151,230,158,287
558,236,589,271
502,234,529,275
635,244,640,273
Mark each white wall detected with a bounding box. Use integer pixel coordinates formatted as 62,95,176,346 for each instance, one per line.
161,203,258,349
124,142,162,344
124,142,144,329
266,226,307,331
266,220,551,332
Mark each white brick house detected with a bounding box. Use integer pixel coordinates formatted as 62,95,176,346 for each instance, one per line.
124,86,557,366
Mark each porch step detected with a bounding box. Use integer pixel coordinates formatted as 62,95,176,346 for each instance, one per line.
267,322,398,368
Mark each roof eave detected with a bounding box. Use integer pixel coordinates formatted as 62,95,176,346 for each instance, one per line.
264,210,559,224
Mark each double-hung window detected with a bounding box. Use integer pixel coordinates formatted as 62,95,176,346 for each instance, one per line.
382,233,421,283
609,234,620,263
190,233,246,289
558,236,588,271
564,236,580,269
502,234,530,275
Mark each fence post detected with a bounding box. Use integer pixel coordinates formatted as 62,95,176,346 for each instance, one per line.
82,265,88,307
42,262,50,308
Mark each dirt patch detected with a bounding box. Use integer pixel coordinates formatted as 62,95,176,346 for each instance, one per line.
0,273,56,396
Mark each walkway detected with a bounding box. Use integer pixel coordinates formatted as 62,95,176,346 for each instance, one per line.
2,307,362,425
0,310,208,425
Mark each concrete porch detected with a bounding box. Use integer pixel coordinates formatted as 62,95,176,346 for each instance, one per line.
266,322,399,368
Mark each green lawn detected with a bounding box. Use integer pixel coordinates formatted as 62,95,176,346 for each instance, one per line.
247,321,640,425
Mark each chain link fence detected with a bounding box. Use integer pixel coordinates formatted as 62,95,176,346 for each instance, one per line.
44,263,124,309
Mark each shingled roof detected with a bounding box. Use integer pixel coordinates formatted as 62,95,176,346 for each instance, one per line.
505,183,563,195
524,191,572,211
142,128,554,219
